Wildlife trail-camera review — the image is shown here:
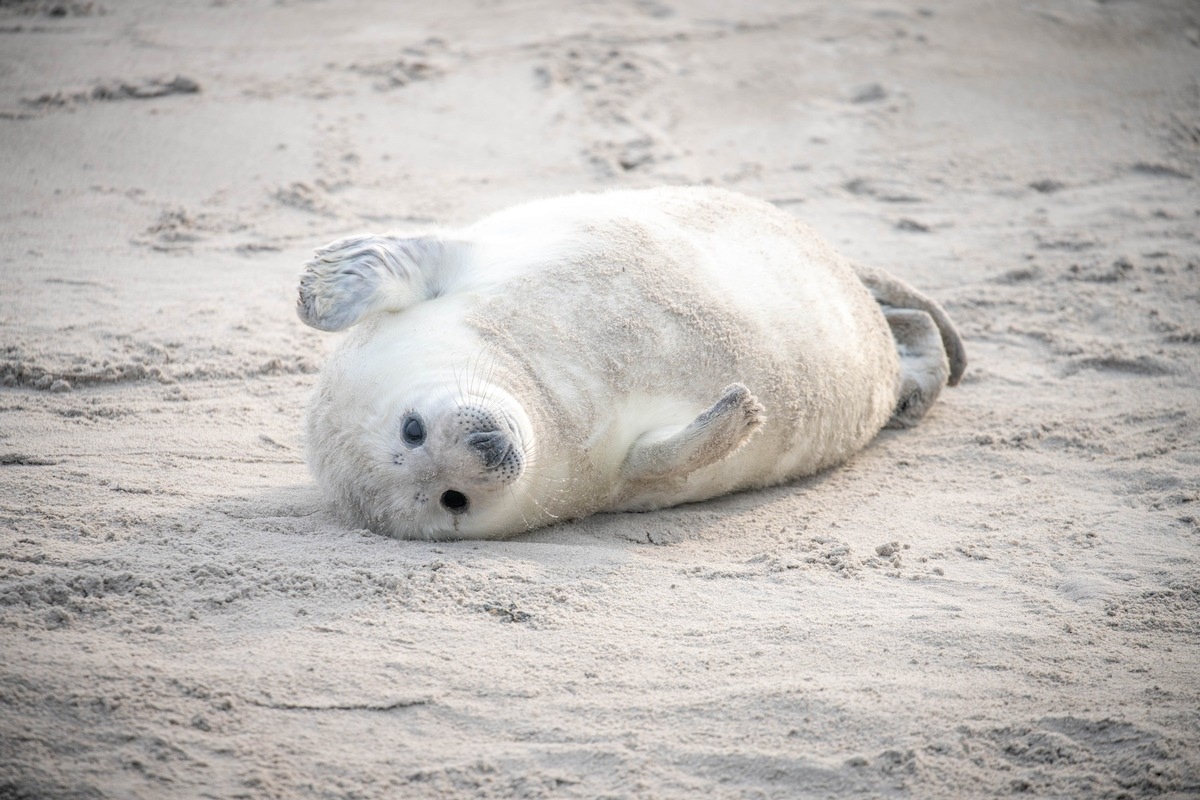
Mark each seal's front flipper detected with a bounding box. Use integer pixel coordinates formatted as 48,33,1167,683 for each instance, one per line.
297,235,465,331
622,384,765,483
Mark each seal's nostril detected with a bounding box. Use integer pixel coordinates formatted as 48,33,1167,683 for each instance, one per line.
466,430,502,449
466,430,509,469
440,490,469,514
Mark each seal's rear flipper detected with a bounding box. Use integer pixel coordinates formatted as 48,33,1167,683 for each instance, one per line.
852,263,967,386
883,309,950,429
621,384,765,483
297,235,466,331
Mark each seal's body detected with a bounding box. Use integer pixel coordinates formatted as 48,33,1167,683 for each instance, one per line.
298,187,965,540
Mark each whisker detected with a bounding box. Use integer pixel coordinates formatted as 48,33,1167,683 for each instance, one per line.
473,350,486,399
506,484,534,531
483,351,500,403
451,358,467,410
509,478,562,522
464,349,476,399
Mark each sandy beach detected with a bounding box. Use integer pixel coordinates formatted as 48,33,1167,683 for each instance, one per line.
2,0,1198,797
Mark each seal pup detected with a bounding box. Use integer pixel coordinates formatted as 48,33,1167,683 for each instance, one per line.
297,187,965,540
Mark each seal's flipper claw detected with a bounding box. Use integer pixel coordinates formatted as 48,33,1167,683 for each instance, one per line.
622,383,765,483
297,235,459,331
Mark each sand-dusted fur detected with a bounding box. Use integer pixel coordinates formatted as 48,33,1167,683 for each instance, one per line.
298,187,965,540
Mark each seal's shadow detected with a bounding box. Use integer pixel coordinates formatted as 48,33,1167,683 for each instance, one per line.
196,432,895,564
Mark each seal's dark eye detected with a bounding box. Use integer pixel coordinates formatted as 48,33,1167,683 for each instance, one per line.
440,490,469,514
402,415,425,446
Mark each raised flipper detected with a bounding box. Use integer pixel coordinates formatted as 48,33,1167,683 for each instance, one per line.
852,263,967,386
621,384,765,484
297,235,465,331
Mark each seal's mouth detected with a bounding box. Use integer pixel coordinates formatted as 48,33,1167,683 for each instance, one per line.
440,489,470,514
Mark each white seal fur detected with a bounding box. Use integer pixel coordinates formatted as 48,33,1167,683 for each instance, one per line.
297,187,966,540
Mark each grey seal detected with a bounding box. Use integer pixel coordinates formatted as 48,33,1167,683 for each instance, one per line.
297,187,965,540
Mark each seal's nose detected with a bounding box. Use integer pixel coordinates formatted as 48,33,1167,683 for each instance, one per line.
465,430,510,469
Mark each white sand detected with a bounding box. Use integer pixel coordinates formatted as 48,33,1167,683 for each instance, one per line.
2,1,1198,797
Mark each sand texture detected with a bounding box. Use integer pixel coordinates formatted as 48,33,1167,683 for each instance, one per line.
2,1,1199,797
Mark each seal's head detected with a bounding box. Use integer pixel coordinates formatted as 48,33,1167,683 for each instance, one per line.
306,335,539,540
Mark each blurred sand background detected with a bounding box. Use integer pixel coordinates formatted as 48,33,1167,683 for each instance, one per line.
2,0,1199,797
